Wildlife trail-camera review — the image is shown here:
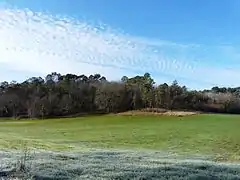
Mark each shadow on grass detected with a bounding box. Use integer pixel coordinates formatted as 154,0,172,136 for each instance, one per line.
15,111,108,120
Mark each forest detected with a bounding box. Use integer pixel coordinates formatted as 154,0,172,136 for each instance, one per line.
0,72,240,118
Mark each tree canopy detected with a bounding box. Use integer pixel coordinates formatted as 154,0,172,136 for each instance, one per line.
0,72,239,119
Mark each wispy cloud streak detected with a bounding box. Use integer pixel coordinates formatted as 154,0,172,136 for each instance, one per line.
0,5,240,88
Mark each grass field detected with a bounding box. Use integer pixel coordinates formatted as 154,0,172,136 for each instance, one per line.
0,114,239,161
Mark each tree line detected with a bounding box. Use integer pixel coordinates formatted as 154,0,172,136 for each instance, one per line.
0,72,240,119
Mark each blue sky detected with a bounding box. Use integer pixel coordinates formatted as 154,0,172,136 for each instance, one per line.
1,0,240,89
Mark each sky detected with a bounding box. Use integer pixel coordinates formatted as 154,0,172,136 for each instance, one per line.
1,0,240,89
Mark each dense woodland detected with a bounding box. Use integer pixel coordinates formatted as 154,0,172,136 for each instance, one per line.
0,72,240,118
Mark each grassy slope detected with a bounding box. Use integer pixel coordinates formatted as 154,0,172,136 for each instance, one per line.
0,114,239,161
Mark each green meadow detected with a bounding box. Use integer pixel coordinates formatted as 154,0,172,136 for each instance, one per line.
0,114,239,161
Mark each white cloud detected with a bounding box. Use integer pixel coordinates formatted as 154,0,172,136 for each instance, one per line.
0,6,240,89
0,7,195,80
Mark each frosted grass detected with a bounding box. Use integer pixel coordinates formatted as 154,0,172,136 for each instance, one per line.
0,150,240,180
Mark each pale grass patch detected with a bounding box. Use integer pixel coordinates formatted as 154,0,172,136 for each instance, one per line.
118,108,198,117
